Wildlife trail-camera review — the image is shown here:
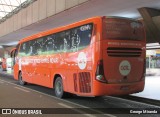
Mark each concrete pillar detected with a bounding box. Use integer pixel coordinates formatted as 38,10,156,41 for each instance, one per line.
47,0,56,17
39,0,47,20
32,1,39,23
21,8,27,28
56,0,65,13
27,5,33,25
13,14,18,31
66,0,78,9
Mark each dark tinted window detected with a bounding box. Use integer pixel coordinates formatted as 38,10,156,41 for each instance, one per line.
56,31,65,52
77,24,93,49
64,30,71,51
70,23,93,52
25,38,43,56
29,40,36,56
34,38,43,55
18,23,93,56
25,41,32,55
19,43,27,56
43,35,56,53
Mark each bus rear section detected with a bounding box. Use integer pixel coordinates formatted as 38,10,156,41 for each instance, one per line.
94,17,146,96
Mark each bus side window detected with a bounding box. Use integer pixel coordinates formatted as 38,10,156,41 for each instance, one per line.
36,38,43,55
56,32,65,53
30,39,43,55
29,40,35,56
25,42,31,56
43,35,56,54
78,24,93,50
19,43,26,57
70,28,80,52
65,30,71,52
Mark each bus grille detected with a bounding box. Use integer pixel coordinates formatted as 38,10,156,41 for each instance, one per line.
79,72,91,93
107,47,142,57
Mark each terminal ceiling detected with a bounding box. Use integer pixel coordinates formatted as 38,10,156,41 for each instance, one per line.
0,0,27,20
0,0,160,46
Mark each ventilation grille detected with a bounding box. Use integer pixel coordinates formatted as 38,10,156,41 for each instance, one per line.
79,72,91,93
107,47,142,57
73,73,78,92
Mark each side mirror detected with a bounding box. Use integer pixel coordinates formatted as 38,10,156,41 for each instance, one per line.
10,48,17,58
10,48,17,67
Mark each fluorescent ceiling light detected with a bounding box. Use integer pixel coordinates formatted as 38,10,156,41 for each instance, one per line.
146,43,160,47
0,41,18,46
6,41,18,46
147,46,160,49
111,12,140,19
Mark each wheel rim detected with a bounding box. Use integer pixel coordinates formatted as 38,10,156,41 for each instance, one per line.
19,74,24,84
56,81,62,95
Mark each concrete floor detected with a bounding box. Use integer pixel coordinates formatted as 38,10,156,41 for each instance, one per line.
0,76,105,117
132,76,160,100
0,75,159,117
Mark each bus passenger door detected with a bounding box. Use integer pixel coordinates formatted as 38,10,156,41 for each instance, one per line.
10,44,20,80
18,42,34,83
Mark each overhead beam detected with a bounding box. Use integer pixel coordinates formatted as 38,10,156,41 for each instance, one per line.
152,16,160,32
138,7,160,43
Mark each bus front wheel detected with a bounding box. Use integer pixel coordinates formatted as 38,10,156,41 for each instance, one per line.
18,72,27,85
55,77,65,98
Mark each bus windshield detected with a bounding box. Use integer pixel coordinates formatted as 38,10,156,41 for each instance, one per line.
103,17,144,40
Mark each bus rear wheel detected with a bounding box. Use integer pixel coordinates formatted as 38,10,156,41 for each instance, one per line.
55,77,65,98
19,72,27,85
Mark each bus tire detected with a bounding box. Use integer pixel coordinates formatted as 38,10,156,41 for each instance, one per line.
18,72,27,85
55,77,65,98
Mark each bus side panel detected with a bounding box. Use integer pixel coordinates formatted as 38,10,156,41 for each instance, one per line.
31,55,50,87
22,56,34,83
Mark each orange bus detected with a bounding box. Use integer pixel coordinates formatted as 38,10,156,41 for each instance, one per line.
11,16,146,98
2,58,7,71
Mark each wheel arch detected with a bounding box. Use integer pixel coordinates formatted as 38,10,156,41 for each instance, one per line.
18,70,22,79
52,73,67,92
53,74,61,87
